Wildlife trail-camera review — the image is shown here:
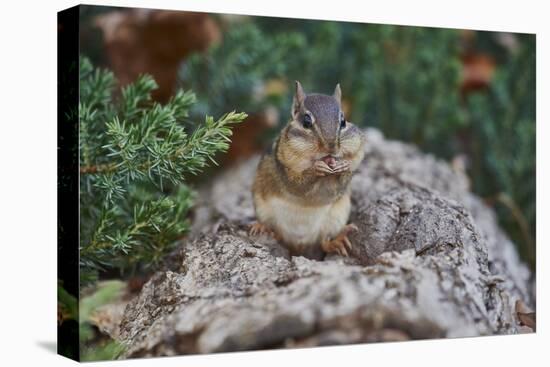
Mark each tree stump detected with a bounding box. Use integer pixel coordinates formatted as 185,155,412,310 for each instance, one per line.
116,128,534,357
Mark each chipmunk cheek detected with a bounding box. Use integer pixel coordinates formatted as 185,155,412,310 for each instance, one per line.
290,139,319,162
340,138,360,157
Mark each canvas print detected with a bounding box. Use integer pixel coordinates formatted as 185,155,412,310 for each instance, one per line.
57,4,536,362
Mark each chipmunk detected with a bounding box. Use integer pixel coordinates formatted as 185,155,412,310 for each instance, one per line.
250,81,366,259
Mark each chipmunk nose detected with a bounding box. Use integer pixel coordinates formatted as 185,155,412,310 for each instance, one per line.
326,140,338,153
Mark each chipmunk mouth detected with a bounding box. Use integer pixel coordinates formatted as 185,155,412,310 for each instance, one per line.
319,154,338,169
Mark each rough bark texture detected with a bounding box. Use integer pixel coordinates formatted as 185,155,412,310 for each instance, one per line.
117,128,534,358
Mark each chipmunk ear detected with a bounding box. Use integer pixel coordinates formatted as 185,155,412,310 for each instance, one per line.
333,83,342,107
292,80,306,120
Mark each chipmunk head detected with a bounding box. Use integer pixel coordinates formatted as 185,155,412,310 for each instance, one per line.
284,81,364,169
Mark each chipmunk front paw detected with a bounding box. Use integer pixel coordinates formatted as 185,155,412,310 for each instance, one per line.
313,160,334,176
321,223,358,257
330,160,350,174
314,157,351,176
249,222,280,240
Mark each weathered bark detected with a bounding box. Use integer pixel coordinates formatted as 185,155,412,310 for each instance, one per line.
117,128,534,358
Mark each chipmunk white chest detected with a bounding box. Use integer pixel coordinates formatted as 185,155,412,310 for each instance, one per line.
261,194,350,246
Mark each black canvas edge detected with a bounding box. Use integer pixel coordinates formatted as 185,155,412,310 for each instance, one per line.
57,4,80,362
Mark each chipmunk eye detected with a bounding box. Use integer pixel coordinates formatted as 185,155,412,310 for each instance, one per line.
302,113,313,129
340,113,346,129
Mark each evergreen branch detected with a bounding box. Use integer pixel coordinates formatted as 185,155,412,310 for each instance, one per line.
121,74,158,121
80,111,247,179
80,163,117,174
78,56,246,285
174,111,247,173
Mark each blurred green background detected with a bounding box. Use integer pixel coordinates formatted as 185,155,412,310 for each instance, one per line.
80,6,535,268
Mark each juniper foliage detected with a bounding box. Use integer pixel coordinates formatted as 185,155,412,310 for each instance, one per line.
464,35,536,263
79,57,246,285
180,22,304,120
